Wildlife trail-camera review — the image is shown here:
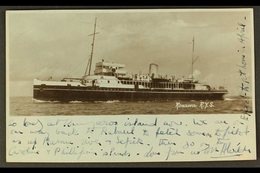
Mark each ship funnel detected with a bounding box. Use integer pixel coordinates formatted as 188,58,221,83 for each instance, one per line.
149,63,158,78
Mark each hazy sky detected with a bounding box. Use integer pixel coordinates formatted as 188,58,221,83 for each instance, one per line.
6,9,254,97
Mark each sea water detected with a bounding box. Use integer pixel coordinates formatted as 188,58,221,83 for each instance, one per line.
8,96,252,116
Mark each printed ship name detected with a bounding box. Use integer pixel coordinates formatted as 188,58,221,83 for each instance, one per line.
33,18,228,102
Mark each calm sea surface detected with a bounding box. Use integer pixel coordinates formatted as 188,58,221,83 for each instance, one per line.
9,96,252,116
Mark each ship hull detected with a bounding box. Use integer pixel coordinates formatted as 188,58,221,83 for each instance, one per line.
33,85,227,102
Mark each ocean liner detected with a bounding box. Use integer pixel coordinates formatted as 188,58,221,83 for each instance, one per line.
33,18,228,102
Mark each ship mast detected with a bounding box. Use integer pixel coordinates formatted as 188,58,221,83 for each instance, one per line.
84,17,99,76
191,36,199,81
191,36,195,81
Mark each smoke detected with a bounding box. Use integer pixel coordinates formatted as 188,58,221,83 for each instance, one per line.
189,69,201,80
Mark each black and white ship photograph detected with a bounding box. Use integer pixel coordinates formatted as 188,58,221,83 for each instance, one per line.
6,9,254,115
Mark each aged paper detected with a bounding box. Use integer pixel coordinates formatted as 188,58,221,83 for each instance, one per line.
6,9,256,162
6,115,256,162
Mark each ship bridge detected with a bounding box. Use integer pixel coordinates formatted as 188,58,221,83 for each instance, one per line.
94,61,126,77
